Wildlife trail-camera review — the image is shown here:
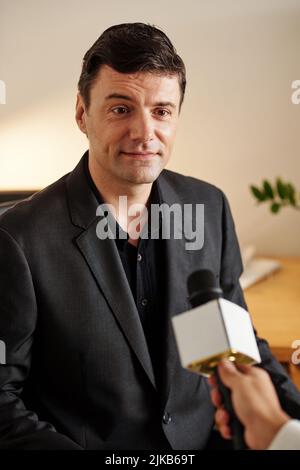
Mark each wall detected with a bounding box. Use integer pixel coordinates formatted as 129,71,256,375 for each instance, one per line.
0,0,299,255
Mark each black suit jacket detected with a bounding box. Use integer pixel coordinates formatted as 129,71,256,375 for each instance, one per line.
0,153,300,450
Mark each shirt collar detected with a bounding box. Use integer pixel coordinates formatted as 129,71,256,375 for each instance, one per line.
83,151,162,248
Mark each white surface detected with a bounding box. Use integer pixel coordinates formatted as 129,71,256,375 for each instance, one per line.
172,298,261,370
241,244,256,268
221,298,261,363
172,300,229,367
240,258,281,290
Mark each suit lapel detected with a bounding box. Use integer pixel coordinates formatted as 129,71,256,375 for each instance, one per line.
66,154,156,390
157,174,206,408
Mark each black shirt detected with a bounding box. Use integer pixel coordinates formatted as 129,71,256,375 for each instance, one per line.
84,155,166,393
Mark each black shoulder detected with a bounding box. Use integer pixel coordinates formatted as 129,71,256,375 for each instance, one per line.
0,173,69,242
160,168,224,205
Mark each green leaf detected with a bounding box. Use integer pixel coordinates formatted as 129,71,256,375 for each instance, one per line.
250,185,266,201
286,183,296,206
263,180,274,199
271,202,281,214
276,178,287,199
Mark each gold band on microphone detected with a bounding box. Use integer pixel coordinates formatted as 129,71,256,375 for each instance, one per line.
187,349,256,377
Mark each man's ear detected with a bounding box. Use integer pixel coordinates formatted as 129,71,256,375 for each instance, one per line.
75,94,88,136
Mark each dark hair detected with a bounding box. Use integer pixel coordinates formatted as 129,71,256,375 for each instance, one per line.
78,22,186,110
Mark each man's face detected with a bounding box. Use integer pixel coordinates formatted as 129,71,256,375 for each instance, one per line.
76,65,181,185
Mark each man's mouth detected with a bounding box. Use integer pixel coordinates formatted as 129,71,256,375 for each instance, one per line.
121,151,158,159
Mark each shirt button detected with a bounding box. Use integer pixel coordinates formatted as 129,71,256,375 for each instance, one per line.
137,253,142,262
163,412,172,425
141,298,148,307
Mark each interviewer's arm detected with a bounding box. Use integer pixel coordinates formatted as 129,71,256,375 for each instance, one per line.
268,419,300,450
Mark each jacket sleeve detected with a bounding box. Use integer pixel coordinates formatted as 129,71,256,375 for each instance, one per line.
219,192,300,419
0,227,83,450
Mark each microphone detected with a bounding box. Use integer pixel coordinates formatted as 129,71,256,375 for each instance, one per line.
172,269,261,450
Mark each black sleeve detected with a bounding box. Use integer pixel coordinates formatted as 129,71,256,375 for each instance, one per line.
0,227,83,450
219,192,300,419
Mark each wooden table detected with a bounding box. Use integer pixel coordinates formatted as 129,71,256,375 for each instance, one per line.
244,257,300,390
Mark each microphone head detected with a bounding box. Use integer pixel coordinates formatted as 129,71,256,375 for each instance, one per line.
187,269,217,295
173,269,261,376
187,269,223,308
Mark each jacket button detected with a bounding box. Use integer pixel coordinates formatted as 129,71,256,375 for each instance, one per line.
163,412,172,425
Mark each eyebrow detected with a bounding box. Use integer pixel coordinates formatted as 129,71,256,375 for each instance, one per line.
105,93,176,109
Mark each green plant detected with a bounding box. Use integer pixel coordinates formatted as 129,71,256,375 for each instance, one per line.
250,178,300,213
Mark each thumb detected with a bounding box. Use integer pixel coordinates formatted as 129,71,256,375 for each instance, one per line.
217,359,240,389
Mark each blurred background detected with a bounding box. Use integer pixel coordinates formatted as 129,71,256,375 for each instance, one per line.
0,0,299,256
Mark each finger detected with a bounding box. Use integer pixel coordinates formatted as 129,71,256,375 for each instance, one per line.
217,359,241,388
251,365,270,380
235,363,252,374
218,424,232,440
210,387,222,407
237,363,269,381
208,374,217,388
215,407,230,427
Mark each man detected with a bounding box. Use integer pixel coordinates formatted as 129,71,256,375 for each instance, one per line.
209,360,300,450
0,22,300,450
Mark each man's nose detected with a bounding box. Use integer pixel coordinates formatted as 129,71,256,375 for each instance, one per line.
129,112,154,142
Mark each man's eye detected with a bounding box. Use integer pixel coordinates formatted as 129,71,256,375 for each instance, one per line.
154,108,170,117
112,106,129,114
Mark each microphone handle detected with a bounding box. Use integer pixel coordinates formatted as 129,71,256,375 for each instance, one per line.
216,370,247,450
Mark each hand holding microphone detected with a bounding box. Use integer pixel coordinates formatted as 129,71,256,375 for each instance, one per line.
172,269,261,450
209,360,290,450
